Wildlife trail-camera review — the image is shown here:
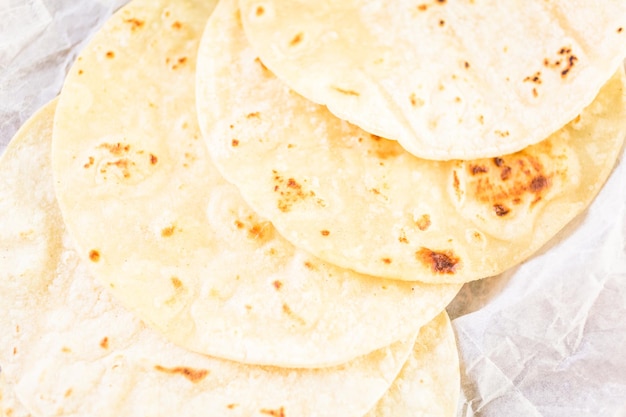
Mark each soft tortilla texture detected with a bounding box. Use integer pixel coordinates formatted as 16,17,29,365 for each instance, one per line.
196,1,626,284
51,0,460,367
1,99,420,417
0,374,32,417
364,312,460,417
238,0,626,161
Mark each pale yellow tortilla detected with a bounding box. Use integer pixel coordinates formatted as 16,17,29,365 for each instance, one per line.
238,0,626,161
0,374,32,417
51,0,460,367
196,0,626,284
0,99,420,417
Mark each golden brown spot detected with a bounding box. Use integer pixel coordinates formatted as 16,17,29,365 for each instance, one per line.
464,61,470,69
452,171,461,200
260,407,286,417
99,142,130,156
398,231,409,244
247,224,266,240
171,277,183,290
523,71,542,84
245,304,253,311
78,69,84,75
84,156,95,169
171,21,182,30
417,4,427,11
416,214,431,231
282,304,306,326
124,18,145,31
320,230,330,236
154,365,209,383
161,225,176,237
172,56,188,70
493,204,510,217
304,261,316,270
100,337,109,349
255,5,265,16
470,165,488,175
331,86,360,96
439,19,445,26
64,389,73,398
273,171,316,212
409,93,424,107
13,346,17,355
416,248,460,274
227,404,238,409
89,250,100,262
61,347,71,353
149,154,158,165
255,57,271,74
500,165,512,180
532,87,538,98
234,220,245,229
231,139,240,148
618,27,624,33
495,130,510,137
381,257,392,264
273,280,283,290
530,175,549,192
289,32,303,47
106,51,115,59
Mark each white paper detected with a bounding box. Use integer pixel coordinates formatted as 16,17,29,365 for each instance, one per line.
1,2,625,416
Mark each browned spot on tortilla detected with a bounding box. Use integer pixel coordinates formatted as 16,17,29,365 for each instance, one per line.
64,389,73,398
289,32,304,47
99,142,130,156
231,139,239,147
320,230,330,236
470,165,488,175
493,204,510,217
464,61,470,69
227,404,238,409
304,261,317,270
61,347,71,353
282,304,306,326
13,346,17,355
523,71,542,84
416,214,431,231
234,220,245,229
89,250,100,262
543,46,578,78
100,337,109,349
331,86,360,96
246,112,260,119
261,407,286,417
452,171,461,200
381,257,392,264
149,154,158,165
416,248,460,274
162,225,176,237
417,4,427,11
171,277,183,290
172,57,188,70
439,19,445,26
78,69,84,75
84,156,95,168
255,57,271,75
106,51,115,59
398,231,409,244
273,171,316,213
124,18,144,31
255,5,265,16
409,93,424,107
273,280,283,290
248,223,267,239
171,21,182,30
154,365,209,383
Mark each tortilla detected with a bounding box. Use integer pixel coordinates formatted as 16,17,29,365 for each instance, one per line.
196,0,626,284
50,0,460,367
0,374,32,417
364,312,459,417
238,0,626,161
0,98,426,417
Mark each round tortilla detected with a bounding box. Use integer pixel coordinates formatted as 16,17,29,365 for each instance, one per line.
50,0,460,367
238,0,626,161
196,0,626,284
0,99,424,417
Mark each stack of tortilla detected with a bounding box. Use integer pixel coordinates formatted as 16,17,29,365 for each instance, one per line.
1,0,625,415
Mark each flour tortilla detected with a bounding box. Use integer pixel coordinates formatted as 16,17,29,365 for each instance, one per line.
196,0,626,284
51,0,460,367
238,0,626,160
0,99,430,417
0,374,31,417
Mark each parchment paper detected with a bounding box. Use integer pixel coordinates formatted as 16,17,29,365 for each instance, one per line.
1,2,625,416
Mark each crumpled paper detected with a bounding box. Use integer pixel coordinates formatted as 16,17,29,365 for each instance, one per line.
1,2,625,416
